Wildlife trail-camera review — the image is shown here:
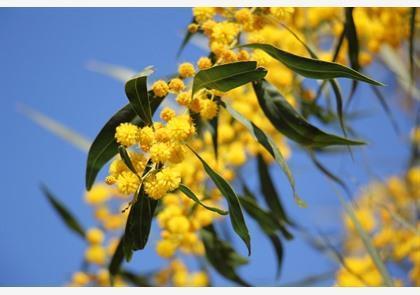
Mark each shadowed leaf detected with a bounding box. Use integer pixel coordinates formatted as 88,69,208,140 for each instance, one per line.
178,184,228,215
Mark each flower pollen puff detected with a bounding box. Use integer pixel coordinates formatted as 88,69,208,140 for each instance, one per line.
178,63,195,78
152,80,169,97
115,123,139,147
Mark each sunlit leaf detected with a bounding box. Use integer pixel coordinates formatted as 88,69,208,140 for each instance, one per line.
188,146,251,255
240,43,383,86
178,184,228,215
192,61,267,96
125,66,154,126
253,80,365,148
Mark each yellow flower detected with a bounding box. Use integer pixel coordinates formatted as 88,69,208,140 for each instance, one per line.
168,78,185,93
84,184,111,205
344,208,375,233
190,272,208,286
211,21,240,45
167,215,190,234
200,99,218,120
116,171,140,195
168,142,187,164
85,245,107,265
166,115,195,141
237,49,250,61
115,122,139,147
176,91,192,106
197,56,212,70
150,142,171,164
178,62,195,78
156,239,177,258
96,269,110,286
152,80,169,97
187,23,198,33
86,228,104,245
160,107,176,122
156,167,181,192
192,7,215,24
71,272,90,286
138,126,155,152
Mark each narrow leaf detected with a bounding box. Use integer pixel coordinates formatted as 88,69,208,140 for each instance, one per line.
201,226,251,286
41,184,85,238
188,146,251,255
344,7,361,103
256,155,292,225
209,109,219,160
125,67,154,126
118,145,138,174
239,43,383,86
120,270,153,287
109,236,125,277
178,184,228,215
222,100,305,207
253,80,365,148
177,18,197,57
409,8,417,84
123,187,158,260
192,61,267,96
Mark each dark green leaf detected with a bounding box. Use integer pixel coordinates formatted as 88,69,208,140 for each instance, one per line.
125,67,154,126
209,108,219,160
253,80,365,148
222,100,305,207
192,61,267,96
123,187,158,260
118,145,138,174
308,151,351,200
86,94,163,190
344,7,361,104
239,43,383,86
188,146,251,255
178,184,228,215
41,184,85,238
268,235,284,279
120,270,153,287
109,236,125,277
201,225,251,286
256,155,292,226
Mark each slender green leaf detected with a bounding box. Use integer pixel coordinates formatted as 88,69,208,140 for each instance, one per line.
123,187,159,261
188,146,251,255
239,197,282,234
118,145,138,175
268,235,284,279
338,192,394,286
177,18,198,57
209,108,219,160
222,100,305,207
109,236,125,278
201,225,251,286
178,184,228,215
120,270,153,287
344,7,361,103
86,93,163,190
41,184,85,238
253,80,365,148
192,61,267,96
256,155,292,226
239,43,383,86
125,66,154,126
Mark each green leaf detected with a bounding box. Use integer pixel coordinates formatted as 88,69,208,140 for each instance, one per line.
178,184,228,215
239,43,383,86
200,225,251,286
109,236,125,278
253,80,366,148
86,94,163,190
192,61,267,96
344,7,361,103
120,270,153,287
41,184,85,238
268,235,284,279
118,145,138,175
337,193,394,286
177,18,198,57
256,155,292,226
222,100,305,207
123,187,158,260
125,66,154,126
209,108,219,160
188,146,251,255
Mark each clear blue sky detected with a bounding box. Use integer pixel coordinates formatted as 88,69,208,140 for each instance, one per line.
0,8,415,286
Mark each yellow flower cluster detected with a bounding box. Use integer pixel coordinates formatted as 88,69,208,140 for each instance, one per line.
155,259,209,286
336,165,420,286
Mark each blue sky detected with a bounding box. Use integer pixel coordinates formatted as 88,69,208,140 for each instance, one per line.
0,8,415,286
